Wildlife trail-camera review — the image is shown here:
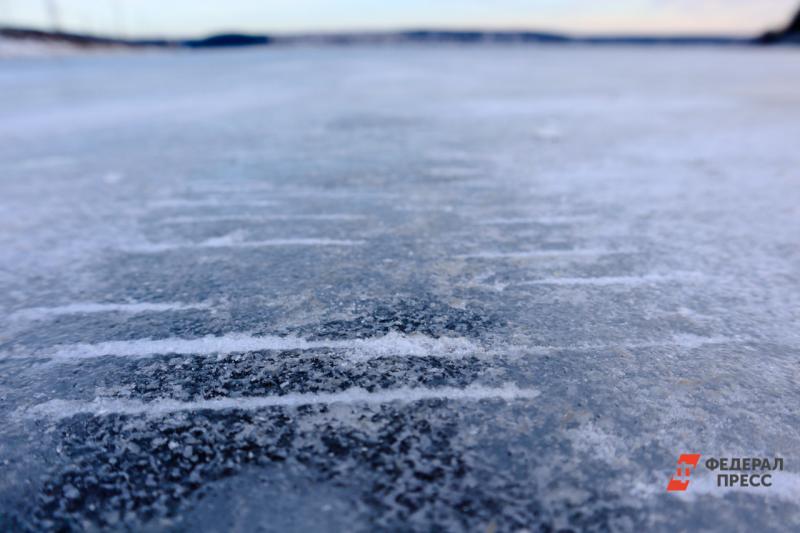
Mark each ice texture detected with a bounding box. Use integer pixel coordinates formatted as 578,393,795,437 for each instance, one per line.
0,45,799,532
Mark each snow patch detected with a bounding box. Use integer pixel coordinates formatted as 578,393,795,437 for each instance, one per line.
42,331,479,362
161,214,366,224
147,199,277,209
101,171,124,184
525,334,741,354
479,215,595,225
22,383,540,420
124,233,365,253
10,302,211,321
458,248,632,259
517,272,708,286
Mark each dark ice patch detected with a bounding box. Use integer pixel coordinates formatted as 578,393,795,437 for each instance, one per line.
98,351,494,402
30,400,557,532
3,310,229,351
291,297,501,341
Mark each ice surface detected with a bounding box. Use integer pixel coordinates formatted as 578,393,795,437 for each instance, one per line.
1,45,799,531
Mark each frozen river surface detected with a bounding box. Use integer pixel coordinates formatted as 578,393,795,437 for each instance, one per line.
0,45,799,531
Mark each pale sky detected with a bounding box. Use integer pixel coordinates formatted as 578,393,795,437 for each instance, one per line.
1,0,797,38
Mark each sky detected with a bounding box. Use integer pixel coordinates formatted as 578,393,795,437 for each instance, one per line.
1,0,798,38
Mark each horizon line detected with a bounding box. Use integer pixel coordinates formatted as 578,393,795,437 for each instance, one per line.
0,24,760,43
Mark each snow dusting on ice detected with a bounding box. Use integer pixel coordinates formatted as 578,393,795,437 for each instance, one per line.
1,45,799,531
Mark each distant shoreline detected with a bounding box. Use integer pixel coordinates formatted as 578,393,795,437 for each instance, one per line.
3,23,799,59
0,26,764,51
